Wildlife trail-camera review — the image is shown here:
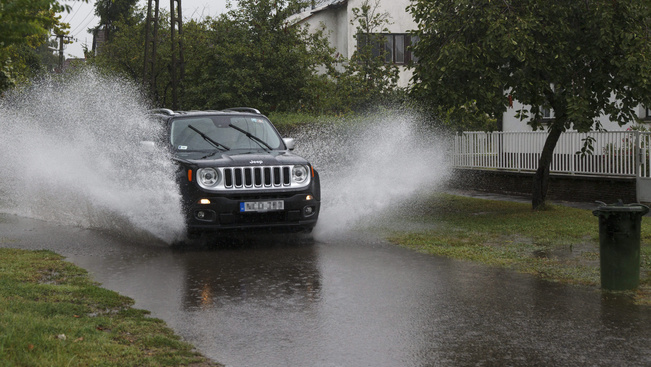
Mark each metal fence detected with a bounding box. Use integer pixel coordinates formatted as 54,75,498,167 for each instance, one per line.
453,131,651,178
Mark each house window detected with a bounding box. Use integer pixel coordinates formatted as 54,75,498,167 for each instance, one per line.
394,34,405,63
357,33,418,65
385,35,394,63
542,107,554,120
409,35,419,63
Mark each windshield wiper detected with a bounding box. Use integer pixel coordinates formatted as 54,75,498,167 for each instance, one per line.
188,125,230,151
228,123,273,152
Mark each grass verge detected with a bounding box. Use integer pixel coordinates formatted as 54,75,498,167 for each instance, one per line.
0,248,220,367
387,194,651,305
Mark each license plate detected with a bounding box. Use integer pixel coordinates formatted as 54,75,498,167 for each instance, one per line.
240,200,284,212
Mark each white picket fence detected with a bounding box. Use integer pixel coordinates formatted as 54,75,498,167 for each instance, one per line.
453,131,651,178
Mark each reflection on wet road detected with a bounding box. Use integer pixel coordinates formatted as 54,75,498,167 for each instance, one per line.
2,214,650,366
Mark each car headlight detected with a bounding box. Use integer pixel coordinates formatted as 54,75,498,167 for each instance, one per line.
292,165,309,184
197,168,220,187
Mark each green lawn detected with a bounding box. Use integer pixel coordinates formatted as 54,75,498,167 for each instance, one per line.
0,248,219,367
387,194,651,305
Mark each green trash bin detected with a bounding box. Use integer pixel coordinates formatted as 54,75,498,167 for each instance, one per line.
593,202,649,291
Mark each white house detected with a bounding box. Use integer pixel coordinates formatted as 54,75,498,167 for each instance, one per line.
502,99,650,132
294,1,649,132
291,0,417,88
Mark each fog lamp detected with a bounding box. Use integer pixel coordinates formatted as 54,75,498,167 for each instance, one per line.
197,211,206,219
303,206,314,216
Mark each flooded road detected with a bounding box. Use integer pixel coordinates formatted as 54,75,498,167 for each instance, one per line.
2,213,650,367
3,70,648,366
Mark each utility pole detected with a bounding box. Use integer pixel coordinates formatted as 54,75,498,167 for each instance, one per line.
143,0,184,108
55,34,74,71
170,0,185,110
58,35,64,69
143,0,160,98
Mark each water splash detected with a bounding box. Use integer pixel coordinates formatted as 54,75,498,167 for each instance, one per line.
0,71,448,243
0,69,185,243
292,111,451,238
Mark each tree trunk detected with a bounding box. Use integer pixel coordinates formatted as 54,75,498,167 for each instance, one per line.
532,124,564,210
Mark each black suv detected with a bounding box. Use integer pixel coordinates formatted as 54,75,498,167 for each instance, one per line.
150,108,320,236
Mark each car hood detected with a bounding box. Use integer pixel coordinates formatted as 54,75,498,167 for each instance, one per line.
173,150,310,167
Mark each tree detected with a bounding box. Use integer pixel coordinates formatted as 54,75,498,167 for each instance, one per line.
0,0,67,46
337,0,401,110
92,0,335,112
94,0,138,40
409,0,651,209
90,7,170,101
0,0,72,91
181,0,334,112
90,0,404,113
295,0,404,114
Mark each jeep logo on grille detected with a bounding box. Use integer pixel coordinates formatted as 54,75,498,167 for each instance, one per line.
250,160,263,164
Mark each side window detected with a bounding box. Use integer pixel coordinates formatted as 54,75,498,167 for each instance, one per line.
357,33,415,65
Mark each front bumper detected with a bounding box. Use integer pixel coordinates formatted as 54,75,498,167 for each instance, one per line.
185,191,320,233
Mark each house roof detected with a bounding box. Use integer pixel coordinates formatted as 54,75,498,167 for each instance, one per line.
311,0,347,14
292,0,347,23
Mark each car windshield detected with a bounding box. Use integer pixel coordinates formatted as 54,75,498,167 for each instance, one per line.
170,115,283,151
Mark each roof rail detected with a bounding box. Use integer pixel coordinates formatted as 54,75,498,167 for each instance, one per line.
223,107,261,114
149,108,175,116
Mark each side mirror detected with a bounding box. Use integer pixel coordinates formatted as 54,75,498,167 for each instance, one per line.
283,138,296,151
140,141,156,152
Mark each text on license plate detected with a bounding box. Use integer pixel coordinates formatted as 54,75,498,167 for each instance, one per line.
240,200,284,212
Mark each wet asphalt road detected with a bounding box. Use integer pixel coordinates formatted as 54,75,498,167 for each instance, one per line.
1,213,651,367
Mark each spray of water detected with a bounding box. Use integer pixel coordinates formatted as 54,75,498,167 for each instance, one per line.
0,69,185,243
0,69,447,243
292,111,451,238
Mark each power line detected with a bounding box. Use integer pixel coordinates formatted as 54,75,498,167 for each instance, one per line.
62,2,82,23
72,14,99,38
189,6,198,19
68,7,95,35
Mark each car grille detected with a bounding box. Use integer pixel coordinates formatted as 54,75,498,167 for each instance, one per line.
223,166,292,189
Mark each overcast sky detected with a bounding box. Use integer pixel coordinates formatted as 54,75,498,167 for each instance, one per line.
59,0,230,58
